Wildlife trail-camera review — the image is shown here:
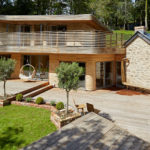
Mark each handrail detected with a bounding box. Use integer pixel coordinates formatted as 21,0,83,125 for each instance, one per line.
0,31,128,49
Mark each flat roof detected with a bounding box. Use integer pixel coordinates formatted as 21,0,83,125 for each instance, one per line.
0,14,111,32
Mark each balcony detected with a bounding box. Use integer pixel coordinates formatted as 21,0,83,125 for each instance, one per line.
0,31,126,54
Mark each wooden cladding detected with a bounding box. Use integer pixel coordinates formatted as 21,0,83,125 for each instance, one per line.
0,31,126,54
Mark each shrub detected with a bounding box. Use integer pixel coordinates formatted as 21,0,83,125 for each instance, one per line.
56,102,64,110
36,97,44,104
16,94,23,101
50,100,56,106
25,97,32,102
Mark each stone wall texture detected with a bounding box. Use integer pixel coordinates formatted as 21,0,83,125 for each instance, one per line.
126,37,150,89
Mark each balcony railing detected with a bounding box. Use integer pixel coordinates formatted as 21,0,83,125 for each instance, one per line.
0,31,127,54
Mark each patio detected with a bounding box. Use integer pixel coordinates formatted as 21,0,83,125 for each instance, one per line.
0,80,47,96
34,87,150,143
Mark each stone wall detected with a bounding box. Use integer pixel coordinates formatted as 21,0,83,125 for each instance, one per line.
126,37,150,89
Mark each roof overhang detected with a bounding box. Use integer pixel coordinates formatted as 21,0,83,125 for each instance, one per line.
0,14,112,33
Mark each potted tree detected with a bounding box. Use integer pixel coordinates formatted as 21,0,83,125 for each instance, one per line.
0,58,16,106
51,62,84,128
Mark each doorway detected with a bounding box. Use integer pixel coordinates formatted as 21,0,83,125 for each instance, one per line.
96,62,113,89
116,61,123,87
23,55,49,80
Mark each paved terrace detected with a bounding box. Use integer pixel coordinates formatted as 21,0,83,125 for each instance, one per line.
23,113,150,150
0,80,46,96
35,88,150,143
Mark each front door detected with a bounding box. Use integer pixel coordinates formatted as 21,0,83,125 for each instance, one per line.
96,62,113,88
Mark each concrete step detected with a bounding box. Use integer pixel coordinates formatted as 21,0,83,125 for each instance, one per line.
24,85,53,98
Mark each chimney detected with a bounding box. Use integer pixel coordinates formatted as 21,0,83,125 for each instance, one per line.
134,26,146,34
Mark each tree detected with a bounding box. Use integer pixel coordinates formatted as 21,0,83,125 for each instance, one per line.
56,62,83,114
0,58,16,100
14,0,34,15
145,0,148,29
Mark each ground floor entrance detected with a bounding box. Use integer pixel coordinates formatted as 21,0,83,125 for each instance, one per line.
96,62,113,89
3,53,124,91
23,55,49,80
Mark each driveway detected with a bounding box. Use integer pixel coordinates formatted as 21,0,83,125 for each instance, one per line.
35,88,150,143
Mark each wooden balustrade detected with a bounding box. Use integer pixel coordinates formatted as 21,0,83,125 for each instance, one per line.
0,31,128,54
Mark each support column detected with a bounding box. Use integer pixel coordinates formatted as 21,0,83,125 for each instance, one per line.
112,61,116,86
85,61,96,91
11,54,22,79
49,55,59,86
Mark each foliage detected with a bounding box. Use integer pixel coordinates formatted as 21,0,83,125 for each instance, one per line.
50,100,56,106
35,97,44,104
25,97,32,102
0,0,150,30
0,58,16,100
16,94,23,101
56,62,83,114
56,62,83,92
0,105,56,150
56,102,64,110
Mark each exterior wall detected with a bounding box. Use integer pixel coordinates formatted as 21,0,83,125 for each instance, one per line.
11,54,22,79
2,22,98,32
126,37,150,89
0,23,6,32
49,54,124,90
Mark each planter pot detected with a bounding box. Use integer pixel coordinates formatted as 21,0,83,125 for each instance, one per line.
51,111,81,129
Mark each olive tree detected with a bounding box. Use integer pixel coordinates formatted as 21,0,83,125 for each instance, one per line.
56,62,83,114
0,58,16,100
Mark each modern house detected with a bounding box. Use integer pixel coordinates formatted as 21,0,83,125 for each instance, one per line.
0,14,126,91
123,26,150,90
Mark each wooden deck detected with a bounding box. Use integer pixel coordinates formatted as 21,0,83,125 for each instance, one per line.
22,113,150,150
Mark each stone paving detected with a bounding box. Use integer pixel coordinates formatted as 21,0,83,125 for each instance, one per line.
35,88,150,143
0,80,46,96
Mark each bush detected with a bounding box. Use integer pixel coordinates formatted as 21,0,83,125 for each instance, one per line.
16,94,23,101
25,97,32,102
56,102,64,110
36,97,44,104
50,100,56,106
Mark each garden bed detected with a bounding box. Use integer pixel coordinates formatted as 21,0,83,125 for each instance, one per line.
11,101,57,112
51,110,81,128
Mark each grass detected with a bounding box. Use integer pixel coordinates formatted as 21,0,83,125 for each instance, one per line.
114,30,134,35
0,105,57,150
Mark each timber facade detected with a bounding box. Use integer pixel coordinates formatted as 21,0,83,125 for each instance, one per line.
0,14,125,90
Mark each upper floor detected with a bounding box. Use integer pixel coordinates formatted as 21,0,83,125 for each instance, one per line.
0,14,125,54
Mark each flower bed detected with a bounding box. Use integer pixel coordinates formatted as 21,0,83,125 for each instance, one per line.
11,101,57,112
51,110,81,128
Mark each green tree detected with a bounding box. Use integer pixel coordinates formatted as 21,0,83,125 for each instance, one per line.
56,62,83,114
0,58,16,100
14,0,34,15
0,0,14,15
145,0,148,29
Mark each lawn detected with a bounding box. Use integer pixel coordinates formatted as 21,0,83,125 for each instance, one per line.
0,105,57,150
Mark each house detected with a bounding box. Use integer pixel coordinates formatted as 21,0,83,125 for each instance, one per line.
124,26,150,90
0,14,125,91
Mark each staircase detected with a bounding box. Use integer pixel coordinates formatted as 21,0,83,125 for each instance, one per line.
8,82,53,102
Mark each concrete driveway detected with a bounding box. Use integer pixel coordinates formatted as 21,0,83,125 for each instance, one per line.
35,88,150,143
